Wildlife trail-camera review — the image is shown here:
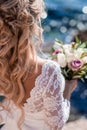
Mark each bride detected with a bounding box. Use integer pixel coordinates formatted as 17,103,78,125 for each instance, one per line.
0,0,77,130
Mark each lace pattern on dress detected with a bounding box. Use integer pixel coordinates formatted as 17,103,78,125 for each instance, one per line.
24,60,70,129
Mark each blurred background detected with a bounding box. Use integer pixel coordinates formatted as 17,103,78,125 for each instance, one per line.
43,0,87,43
42,0,87,129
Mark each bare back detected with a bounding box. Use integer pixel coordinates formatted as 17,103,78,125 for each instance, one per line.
22,57,47,104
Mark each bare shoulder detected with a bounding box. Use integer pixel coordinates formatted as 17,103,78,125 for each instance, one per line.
36,57,47,67
37,57,61,74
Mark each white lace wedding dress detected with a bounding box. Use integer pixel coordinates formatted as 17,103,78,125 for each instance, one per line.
0,60,70,130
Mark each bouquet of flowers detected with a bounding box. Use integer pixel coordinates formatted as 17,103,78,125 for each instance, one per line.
50,38,87,80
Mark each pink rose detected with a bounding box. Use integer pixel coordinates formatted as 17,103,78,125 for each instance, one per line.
52,50,61,55
68,60,82,71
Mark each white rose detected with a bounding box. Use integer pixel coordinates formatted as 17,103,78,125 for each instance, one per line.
63,44,72,54
74,48,84,59
63,44,72,49
57,53,67,67
62,44,74,62
66,53,75,62
82,56,87,64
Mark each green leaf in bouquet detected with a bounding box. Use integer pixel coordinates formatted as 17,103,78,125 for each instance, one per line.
73,75,82,79
55,39,64,45
78,70,85,75
62,68,68,78
55,39,64,48
78,42,87,48
84,41,87,47
74,37,87,49
79,64,87,73
78,66,87,71
75,36,81,44
76,43,82,49
81,71,86,75
81,52,87,58
50,47,55,53
75,37,87,49
66,68,71,73
51,54,57,59
62,68,73,80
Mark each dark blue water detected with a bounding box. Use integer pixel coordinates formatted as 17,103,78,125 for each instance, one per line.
71,79,87,116
43,0,87,43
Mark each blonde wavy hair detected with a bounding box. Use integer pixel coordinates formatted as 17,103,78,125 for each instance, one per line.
0,0,45,105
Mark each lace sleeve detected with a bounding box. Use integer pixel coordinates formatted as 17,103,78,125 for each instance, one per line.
43,61,70,130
